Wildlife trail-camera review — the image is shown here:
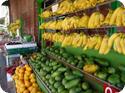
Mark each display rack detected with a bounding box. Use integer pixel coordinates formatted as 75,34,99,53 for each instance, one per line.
43,26,125,36
43,0,116,21
45,51,121,92
38,0,125,93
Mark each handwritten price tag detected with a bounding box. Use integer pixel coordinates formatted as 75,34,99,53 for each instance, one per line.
104,84,120,93
52,4,58,12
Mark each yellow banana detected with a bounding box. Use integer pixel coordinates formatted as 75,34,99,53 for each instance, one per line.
122,9,125,26
103,9,113,25
82,35,88,46
120,35,125,55
116,7,124,26
83,37,90,50
95,36,102,50
88,12,97,28
99,36,109,54
108,33,120,49
76,36,84,47
110,7,123,25
99,13,105,26
114,36,122,54
94,12,100,28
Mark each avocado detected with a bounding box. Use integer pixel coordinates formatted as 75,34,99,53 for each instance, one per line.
119,66,125,72
97,72,107,80
121,72,125,83
84,89,93,93
108,74,120,85
108,67,116,74
82,82,90,90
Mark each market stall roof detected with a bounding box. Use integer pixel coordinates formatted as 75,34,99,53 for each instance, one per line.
2,0,9,6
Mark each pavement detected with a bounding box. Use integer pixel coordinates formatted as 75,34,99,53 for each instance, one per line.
0,53,16,93
0,53,8,92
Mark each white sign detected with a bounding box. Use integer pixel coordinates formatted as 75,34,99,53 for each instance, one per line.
105,87,113,93
52,4,58,12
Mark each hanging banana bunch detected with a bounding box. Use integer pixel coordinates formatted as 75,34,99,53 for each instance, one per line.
42,32,125,55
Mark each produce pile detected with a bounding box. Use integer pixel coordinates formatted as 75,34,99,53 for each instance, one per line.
44,46,125,89
29,52,97,93
40,0,106,18
42,32,125,55
8,20,21,35
40,7,125,30
12,64,43,93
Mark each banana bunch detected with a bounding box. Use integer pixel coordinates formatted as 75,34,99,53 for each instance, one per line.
109,7,125,26
40,10,53,18
42,32,125,55
61,35,73,47
78,14,89,28
73,0,91,10
88,12,105,28
55,0,75,15
8,19,21,34
83,35,100,50
40,21,57,30
40,16,80,31
108,33,125,55
40,12,106,30
42,32,53,41
99,35,110,54
61,16,79,30
103,9,113,25
74,0,105,10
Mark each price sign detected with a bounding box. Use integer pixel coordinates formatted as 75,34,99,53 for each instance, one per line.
52,4,58,12
103,84,120,93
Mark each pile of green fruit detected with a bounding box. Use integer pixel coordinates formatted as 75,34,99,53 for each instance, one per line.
45,46,125,89
29,52,97,93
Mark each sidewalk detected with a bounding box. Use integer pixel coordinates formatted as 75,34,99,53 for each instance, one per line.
0,53,7,92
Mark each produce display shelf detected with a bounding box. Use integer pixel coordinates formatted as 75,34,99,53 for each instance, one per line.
44,26,125,36
46,51,121,92
29,63,52,93
43,0,116,21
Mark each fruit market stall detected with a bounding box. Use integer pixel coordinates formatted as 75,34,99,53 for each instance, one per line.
34,0,125,93
5,0,125,93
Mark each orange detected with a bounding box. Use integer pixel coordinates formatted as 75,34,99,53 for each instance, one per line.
19,68,25,73
26,67,32,72
25,81,31,88
15,70,19,75
14,75,19,80
23,89,29,93
19,86,26,92
19,73,24,77
25,71,32,76
28,86,34,92
31,87,37,93
30,78,36,83
37,91,42,93
24,75,29,81
30,73,35,79
32,83,38,88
